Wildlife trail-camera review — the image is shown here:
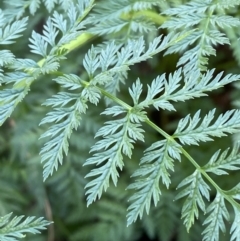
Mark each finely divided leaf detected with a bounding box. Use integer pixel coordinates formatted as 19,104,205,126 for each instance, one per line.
83,33,185,87
40,98,87,180
0,50,15,66
174,109,240,145
0,17,28,45
53,74,82,90
225,183,240,201
40,96,87,181
89,0,160,36
203,143,240,175
40,75,88,180
202,193,229,241
28,0,41,15
0,213,51,241
230,207,240,241
29,31,48,57
129,78,143,105
83,46,100,78
29,0,92,58
127,140,181,226
175,170,210,232
42,18,59,47
0,88,29,126
161,0,240,74
84,106,145,206
139,69,240,111
43,0,58,12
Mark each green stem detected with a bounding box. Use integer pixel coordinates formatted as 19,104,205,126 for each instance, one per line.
82,81,132,111
59,33,95,54
121,10,167,25
37,32,95,68
146,118,240,210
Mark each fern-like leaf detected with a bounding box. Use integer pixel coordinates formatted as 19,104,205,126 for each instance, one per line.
0,88,29,126
174,109,240,145
90,0,160,37
0,0,94,127
0,16,28,45
84,106,145,206
28,0,41,15
29,0,93,57
29,31,48,57
225,183,240,201
127,139,181,226
40,75,88,180
161,0,240,74
202,193,229,241
175,170,210,232
139,69,240,111
230,207,240,241
83,32,191,91
203,142,240,175
43,0,58,12
0,213,51,241
0,50,15,66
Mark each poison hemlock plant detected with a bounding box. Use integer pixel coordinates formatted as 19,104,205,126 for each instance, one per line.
1,0,240,241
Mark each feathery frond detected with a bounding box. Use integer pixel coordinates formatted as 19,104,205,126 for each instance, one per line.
127,139,181,226
203,143,240,175
84,105,145,206
175,170,210,232
161,0,240,75
40,75,88,180
174,109,240,145
0,213,51,241
89,0,160,39
202,193,229,241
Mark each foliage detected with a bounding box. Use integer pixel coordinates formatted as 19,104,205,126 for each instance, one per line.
1,0,240,240
0,213,51,241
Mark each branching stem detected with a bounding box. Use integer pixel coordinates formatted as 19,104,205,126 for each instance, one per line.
92,83,240,211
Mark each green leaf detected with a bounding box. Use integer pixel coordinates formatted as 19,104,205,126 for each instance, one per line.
129,78,143,105
42,18,59,47
174,109,240,145
40,92,88,180
43,0,58,12
175,170,210,232
127,140,181,226
161,0,240,74
84,106,145,206
202,193,229,241
225,183,240,200
0,17,28,45
89,0,160,36
230,207,240,241
139,69,240,111
0,88,29,126
0,50,15,66
29,31,48,57
0,213,51,241
203,142,240,175
54,74,82,90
